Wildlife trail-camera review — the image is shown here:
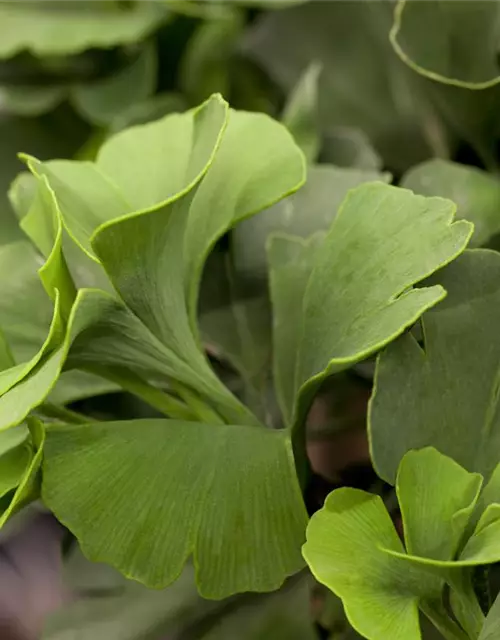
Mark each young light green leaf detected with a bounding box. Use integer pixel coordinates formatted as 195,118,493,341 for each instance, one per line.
303,487,444,640
0,425,31,500
270,183,472,429
0,3,169,57
21,175,76,318
397,448,482,561
370,250,500,483
390,0,500,89
42,418,308,598
282,62,322,163
402,159,500,247
233,164,390,280
91,101,304,424
0,418,44,527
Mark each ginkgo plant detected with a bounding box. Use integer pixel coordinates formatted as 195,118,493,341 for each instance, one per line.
0,89,475,612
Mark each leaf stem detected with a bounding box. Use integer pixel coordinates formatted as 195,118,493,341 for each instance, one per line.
39,402,90,424
83,366,196,421
171,381,225,424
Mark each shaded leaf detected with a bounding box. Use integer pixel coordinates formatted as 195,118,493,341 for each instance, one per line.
0,85,65,117
282,62,321,163
244,1,438,172
71,43,157,127
179,6,244,105
233,164,390,280
479,593,500,640
42,418,308,598
0,2,168,58
402,159,500,247
321,126,383,171
390,0,500,89
370,250,500,482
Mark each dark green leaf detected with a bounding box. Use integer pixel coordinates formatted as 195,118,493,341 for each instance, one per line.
71,44,157,127
370,250,500,482
233,164,390,281
402,159,500,247
282,62,321,163
390,0,500,88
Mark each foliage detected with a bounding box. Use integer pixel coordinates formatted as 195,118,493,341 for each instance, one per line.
3,1,500,639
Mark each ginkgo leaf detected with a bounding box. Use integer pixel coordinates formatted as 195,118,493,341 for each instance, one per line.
390,0,500,89
0,2,169,58
282,62,322,163
268,182,472,430
304,449,488,640
243,1,436,172
71,43,157,127
233,164,390,280
396,448,482,562
369,249,500,483
0,418,45,527
42,418,308,598
401,159,500,247
199,252,274,424
302,487,446,640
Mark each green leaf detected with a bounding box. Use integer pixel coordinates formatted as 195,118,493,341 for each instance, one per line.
402,160,500,247
89,97,304,424
282,62,321,163
0,418,44,526
179,7,244,105
302,487,442,640
0,425,31,499
244,1,438,171
21,174,76,317
42,418,308,598
479,593,500,640
0,240,115,406
199,252,274,424
0,85,65,116
390,0,500,89
396,448,482,561
233,164,390,281
0,2,169,58
269,183,472,429
321,126,383,171
109,92,187,132
304,449,488,640
71,44,157,127
369,249,500,483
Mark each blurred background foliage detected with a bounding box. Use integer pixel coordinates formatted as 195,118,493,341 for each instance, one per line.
1,0,500,638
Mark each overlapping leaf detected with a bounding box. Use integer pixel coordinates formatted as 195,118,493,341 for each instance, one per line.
0,2,168,58
370,250,500,483
243,1,436,171
390,0,500,89
402,160,500,247
303,448,500,640
268,183,472,429
233,165,390,281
